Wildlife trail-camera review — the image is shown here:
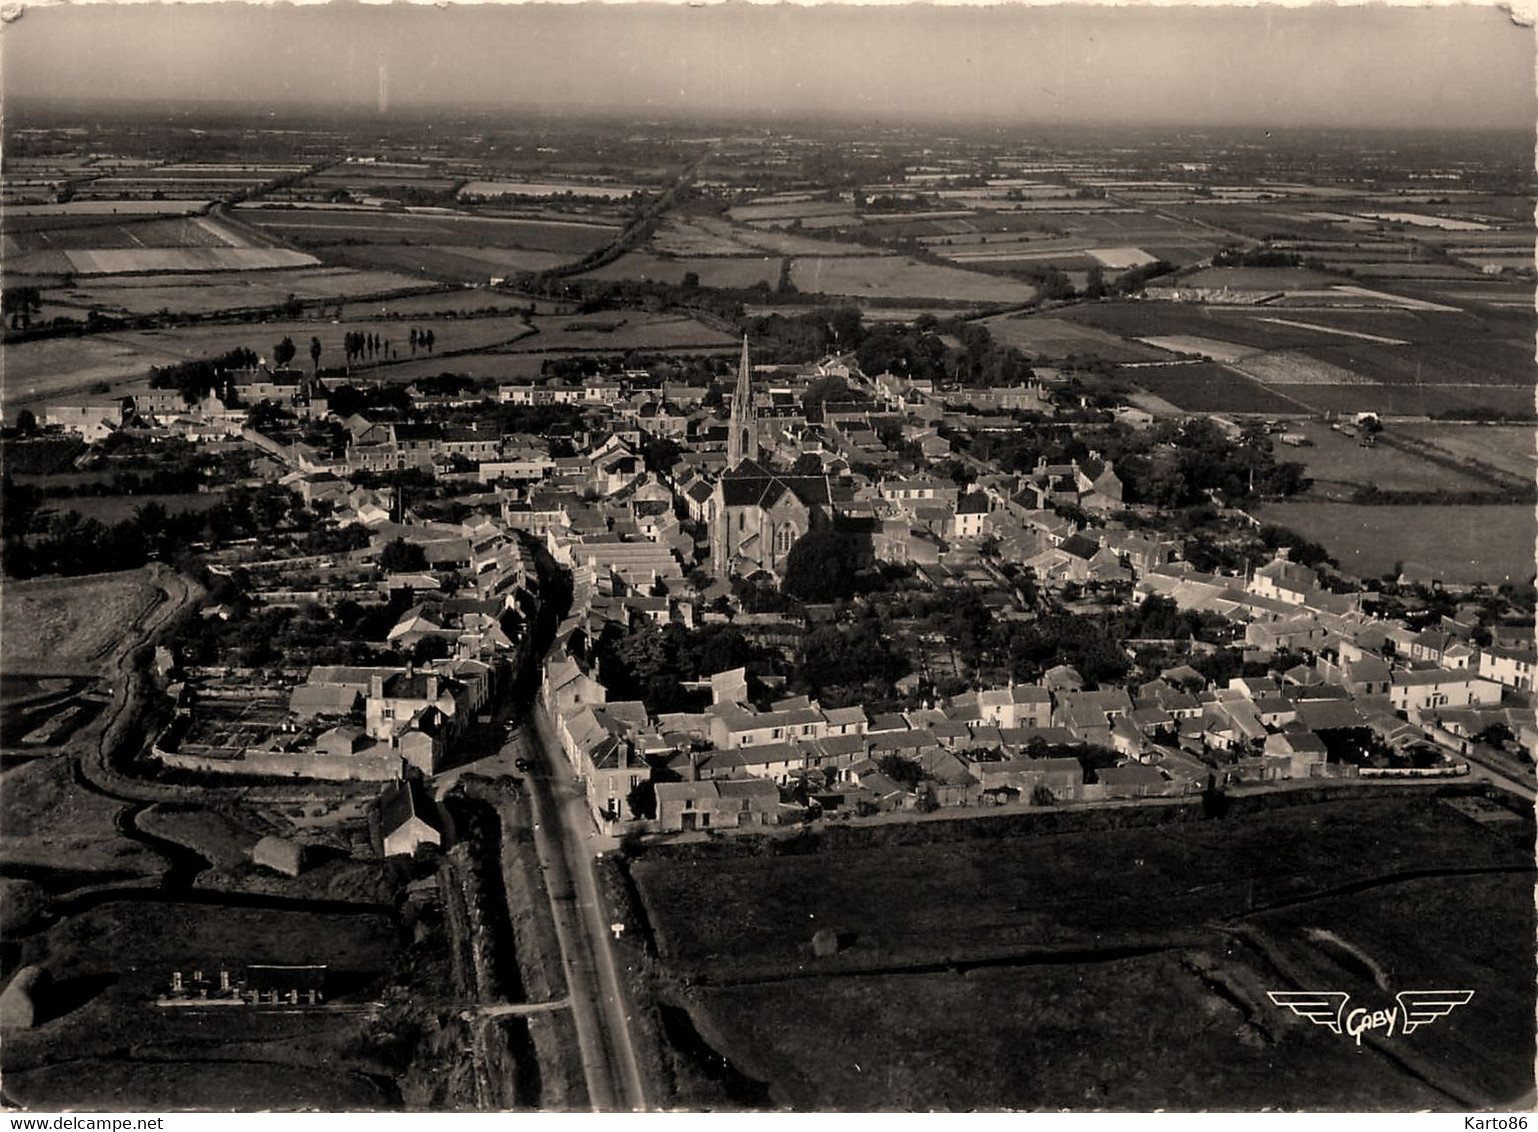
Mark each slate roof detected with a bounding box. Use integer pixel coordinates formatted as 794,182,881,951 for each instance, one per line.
380,778,439,839
718,459,832,508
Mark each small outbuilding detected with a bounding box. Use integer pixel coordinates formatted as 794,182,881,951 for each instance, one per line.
381,779,443,857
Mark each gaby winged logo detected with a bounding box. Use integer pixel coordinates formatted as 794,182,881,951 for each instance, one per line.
1267,990,1475,1045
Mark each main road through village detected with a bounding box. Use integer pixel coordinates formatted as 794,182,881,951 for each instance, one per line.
512,709,650,1112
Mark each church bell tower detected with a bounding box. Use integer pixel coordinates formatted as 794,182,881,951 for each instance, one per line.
727,335,758,467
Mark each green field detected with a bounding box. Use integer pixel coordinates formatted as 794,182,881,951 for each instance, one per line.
1256,501,1536,583
1392,423,1535,481
981,313,1174,363
627,791,1535,1110
789,256,1036,303
1281,424,1493,499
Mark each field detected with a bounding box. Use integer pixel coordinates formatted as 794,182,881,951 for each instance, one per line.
0,757,163,880
321,242,574,282
628,791,1535,1110
1,211,315,276
980,313,1173,363
577,252,783,290
238,208,618,254
1053,299,1534,419
1280,383,1537,420
3,216,244,253
2,901,403,1110
1120,363,1309,415
511,311,736,352
789,256,1036,304
1175,266,1345,290
1255,502,1535,583
2,201,212,219
1135,335,1264,363
2,316,538,408
1278,424,1493,499
232,207,622,284
13,248,319,276
729,199,858,224
1229,351,1373,387
1392,423,1535,481
0,570,164,670
46,267,431,317
458,179,638,200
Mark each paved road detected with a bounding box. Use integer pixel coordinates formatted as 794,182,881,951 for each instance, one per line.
518,715,649,1112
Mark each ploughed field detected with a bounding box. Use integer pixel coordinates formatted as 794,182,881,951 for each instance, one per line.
625,790,1535,1110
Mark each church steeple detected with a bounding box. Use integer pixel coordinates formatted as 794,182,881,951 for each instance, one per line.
728,334,758,467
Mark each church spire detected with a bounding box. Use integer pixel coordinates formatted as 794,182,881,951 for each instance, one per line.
728,334,758,467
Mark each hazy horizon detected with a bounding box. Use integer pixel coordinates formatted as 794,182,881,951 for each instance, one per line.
3,3,1534,132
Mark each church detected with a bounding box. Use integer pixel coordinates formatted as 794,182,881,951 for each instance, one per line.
709,339,835,579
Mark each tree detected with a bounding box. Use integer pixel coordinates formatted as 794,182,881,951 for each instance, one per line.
1083,264,1106,300
274,337,297,368
14,409,37,436
782,529,862,603
642,436,682,475
380,538,428,573
1475,722,1515,748
802,375,855,411
827,305,864,348
876,754,923,790
309,336,322,375
626,779,657,820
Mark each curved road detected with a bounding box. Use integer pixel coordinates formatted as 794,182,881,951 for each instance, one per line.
517,713,649,1112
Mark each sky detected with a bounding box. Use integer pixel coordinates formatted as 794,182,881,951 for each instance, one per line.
3,2,1534,130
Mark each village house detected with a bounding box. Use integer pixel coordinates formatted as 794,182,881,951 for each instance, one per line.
1476,644,1536,691
653,777,781,832
1389,669,1503,716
